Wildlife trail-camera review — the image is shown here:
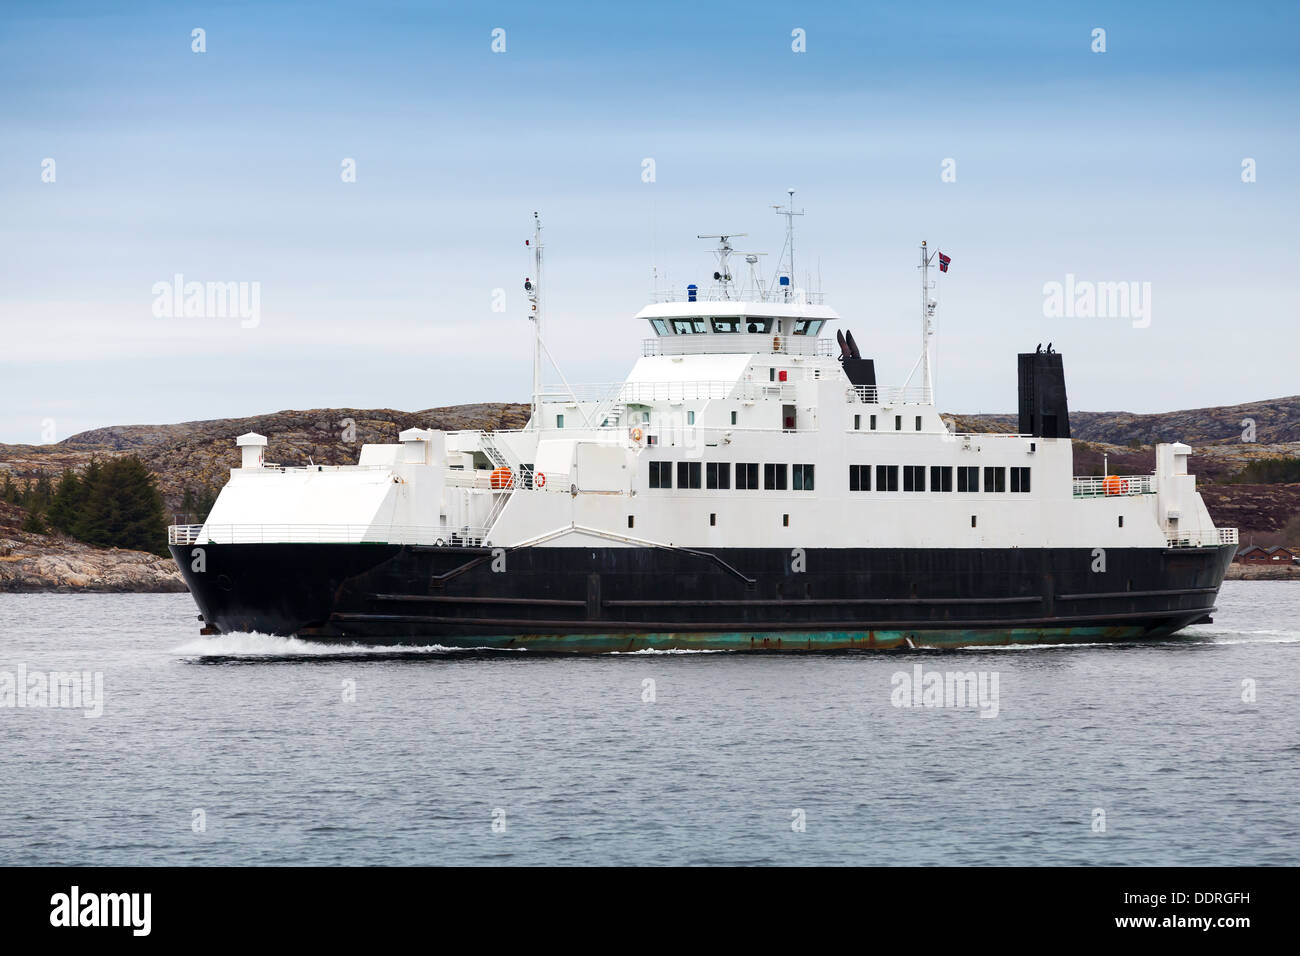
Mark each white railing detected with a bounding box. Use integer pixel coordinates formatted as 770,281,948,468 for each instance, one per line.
168,524,494,547
1072,475,1155,497
169,524,204,545
444,468,569,491
847,384,934,406
1166,527,1239,548
649,288,826,305
643,335,834,357
540,379,801,410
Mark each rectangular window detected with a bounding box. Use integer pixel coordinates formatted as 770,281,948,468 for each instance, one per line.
677,461,701,489
769,368,776,381
1010,466,1031,493
556,414,564,428
628,515,635,528
849,464,871,491
903,465,925,492
957,466,979,493
870,414,877,430
735,462,759,490
709,513,716,527
854,414,861,430
984,466,1006,492
792,464,815,491
895,415,902,431
915,415,922,431
876,465,899,492
764,463,788,490
782,514,789,527
706,461,730,489
971,515,977,528
730,410,737,425
930,466,953,492
687,410,695,425
649,461,672,489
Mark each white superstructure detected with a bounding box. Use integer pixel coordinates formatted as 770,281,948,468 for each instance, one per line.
172,207,1235,558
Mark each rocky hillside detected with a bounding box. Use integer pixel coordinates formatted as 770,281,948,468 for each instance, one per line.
946,395,1300,446
0,501,184,592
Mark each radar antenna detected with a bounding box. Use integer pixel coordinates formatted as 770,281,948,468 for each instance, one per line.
697,233,746,300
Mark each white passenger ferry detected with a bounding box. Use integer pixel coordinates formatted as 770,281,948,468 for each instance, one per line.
169,200,1237,650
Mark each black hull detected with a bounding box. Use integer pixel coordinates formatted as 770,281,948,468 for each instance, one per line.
169,541,1235,651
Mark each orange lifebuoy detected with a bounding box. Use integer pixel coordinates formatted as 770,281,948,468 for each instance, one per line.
535,471,547,488
630,427,643,443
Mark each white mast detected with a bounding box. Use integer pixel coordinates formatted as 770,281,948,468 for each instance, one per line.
772,188,803,299
919,240,937,401
527,212,542,429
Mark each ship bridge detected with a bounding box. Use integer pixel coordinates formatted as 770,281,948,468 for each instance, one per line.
636,301,839,357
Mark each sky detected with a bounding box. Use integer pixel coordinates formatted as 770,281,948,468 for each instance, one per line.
2,0,1297,443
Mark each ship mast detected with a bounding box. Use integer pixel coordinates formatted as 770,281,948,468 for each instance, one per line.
919,240,937,401
526,212,542,429
772,188,803,300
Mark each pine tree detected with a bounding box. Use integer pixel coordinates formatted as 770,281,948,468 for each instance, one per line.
32,471,54,510
0,473,17,504
21,507,47,535
46,469,83,534
71,458,103,541
77,456,168,555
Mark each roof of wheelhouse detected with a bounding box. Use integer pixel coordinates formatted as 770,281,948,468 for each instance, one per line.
635,302,839,321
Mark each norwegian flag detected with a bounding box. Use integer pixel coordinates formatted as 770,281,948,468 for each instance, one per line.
938,252,951,273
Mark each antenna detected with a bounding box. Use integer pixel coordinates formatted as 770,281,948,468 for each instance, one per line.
697,233,746,299
526,212,542,429
919,240,938,401
739,251,769,299
771,188,804,298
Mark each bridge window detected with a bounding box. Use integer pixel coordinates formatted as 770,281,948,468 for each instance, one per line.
793,319,824,335
984,467,1006,492
650,318,669,335
957,467,979,492
765,463,788,490
677,461,701,489
649,461,672,488
1010,467,1031,493
930,466,953,492
712,318,741,333
671,318,708,334
735,462,759,489
744,317,772,334
793,464,815,490
706,462,730,489
849,465,871,491
903,465,925,492
876,465,899,492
